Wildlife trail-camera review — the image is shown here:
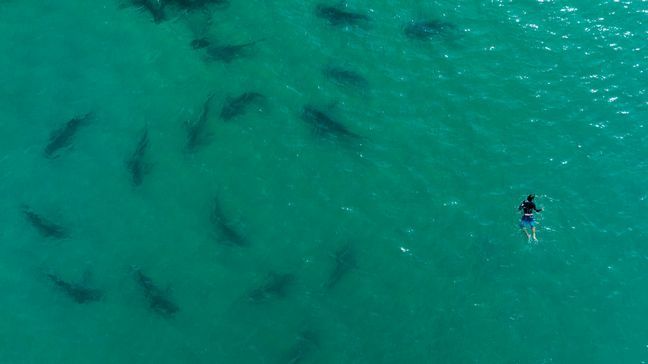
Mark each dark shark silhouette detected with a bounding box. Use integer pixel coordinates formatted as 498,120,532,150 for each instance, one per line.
126,127,150,186
248,272,294,303
210,198,247,247
315,4,369,26
44,113,92,158
220,92,265,121
129,0,166,23
325,244,357,289
207,39,265,63
404,20,456,40
191,37,211,49
301,105,360,140
323,66,369,89
22,206,67,239
284,329,319,364
185,93,215,152
134,268,179,317
47,273,102,304
166,0,229,11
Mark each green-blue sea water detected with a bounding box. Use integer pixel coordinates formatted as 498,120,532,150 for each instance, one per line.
0,0,645,363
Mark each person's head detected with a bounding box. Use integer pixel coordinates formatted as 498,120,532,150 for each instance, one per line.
527,194,535,201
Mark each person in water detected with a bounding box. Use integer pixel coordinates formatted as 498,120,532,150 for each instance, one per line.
519,194,542,241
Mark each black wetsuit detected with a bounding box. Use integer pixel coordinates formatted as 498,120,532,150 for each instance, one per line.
518,200,541,215
519,199,541,227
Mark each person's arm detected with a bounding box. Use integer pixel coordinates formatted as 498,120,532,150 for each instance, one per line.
533,203,542,212
518,201,524,210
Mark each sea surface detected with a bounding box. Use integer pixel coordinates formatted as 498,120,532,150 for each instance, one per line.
0,0,645,363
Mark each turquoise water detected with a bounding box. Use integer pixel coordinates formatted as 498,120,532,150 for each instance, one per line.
0,0,646,362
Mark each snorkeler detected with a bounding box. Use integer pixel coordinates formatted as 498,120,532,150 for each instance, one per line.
518,194,542,241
